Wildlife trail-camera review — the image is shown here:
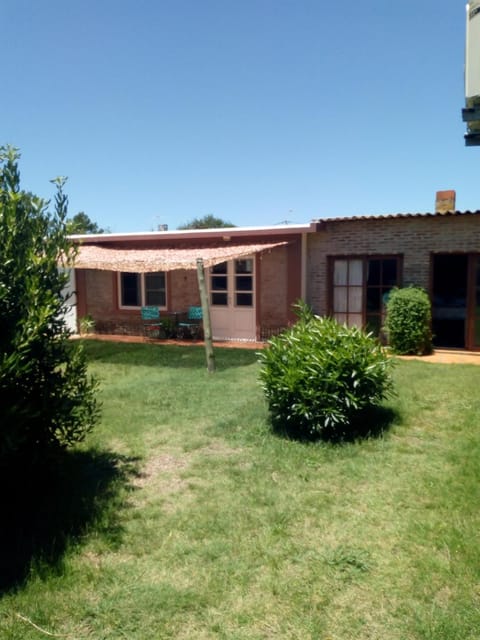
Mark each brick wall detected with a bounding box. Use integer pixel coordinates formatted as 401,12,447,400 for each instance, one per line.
307,215,480,316
82,269,202,334
83,270,136,333
259,246,288,332
78,237,303,337
169,269,200,310
84,270,116,319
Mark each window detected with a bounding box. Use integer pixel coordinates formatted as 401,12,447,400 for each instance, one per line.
144,273,166,306
121,273,141,307
210,262,228,306
330,257,401,334
119,272,166,308
235,258,253,307
209,259,254,307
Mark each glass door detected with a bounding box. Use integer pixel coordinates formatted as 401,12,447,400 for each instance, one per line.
331,256,400,335
432,255,468,348
332,259,363,328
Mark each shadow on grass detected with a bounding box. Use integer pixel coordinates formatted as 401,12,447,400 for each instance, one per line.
271,404,399,444
81,340,259,371
0,448,139,594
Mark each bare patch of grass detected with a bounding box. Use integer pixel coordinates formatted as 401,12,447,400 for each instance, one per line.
133,453,189,489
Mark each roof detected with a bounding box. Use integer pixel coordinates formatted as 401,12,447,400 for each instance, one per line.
72,241,288,272
69,222,314,244
68,211,480,253
312,210,480,226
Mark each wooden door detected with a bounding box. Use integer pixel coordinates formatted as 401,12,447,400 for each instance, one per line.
209,258,256,341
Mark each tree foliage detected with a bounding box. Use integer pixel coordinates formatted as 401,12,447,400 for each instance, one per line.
66,211,105,234
0,146,99,460
177,214,235,230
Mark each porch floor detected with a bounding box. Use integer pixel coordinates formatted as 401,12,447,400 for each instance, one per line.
395,348,480,365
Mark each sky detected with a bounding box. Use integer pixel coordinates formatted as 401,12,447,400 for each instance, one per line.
2,0,475,233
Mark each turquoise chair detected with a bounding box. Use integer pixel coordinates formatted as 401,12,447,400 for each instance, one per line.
141,306,162,338
177,306,203,339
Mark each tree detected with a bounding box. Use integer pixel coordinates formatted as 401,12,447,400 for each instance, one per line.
66,211,105,234
177,214,235,230
0,146,99,460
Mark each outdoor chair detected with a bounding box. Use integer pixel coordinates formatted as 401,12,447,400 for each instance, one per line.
177,306,203,339
141,306,162,338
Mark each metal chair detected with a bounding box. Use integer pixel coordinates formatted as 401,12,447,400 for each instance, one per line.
177,306,203,339
141,306,162,338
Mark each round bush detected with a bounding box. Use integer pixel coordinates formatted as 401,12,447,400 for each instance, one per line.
258,304,394,439
384,287,432,355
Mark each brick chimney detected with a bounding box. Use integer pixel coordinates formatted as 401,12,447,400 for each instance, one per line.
435,190,456,214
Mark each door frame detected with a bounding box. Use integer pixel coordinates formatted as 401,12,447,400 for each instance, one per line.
430,252,480,351
467,253,480,350
207,256,257,341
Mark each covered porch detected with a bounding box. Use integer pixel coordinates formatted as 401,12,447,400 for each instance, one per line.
70,228,305,341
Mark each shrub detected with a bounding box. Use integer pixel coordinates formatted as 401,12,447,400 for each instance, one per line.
160,317,177,338
384,286,432,355
79,314,96,335
258,303,394,440
0,145,99,460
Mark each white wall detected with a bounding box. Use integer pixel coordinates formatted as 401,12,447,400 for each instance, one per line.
466,2,480,101
61,268,78,334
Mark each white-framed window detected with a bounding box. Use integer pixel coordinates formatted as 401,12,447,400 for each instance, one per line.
209,258,255,307
118,272,167,309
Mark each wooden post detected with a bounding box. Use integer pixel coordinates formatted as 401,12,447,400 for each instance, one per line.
196,258,216,373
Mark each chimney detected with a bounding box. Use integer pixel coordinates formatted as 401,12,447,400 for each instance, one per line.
435,190,456,214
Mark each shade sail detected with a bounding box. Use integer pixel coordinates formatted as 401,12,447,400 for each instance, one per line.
72,241,287,272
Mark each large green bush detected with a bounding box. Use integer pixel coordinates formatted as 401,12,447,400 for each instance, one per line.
258,304,394,439
384,286,432,355
0,146,99,460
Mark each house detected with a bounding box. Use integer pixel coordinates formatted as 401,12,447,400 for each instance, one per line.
70,223,313,341
307,191,480,350
69,192,480,350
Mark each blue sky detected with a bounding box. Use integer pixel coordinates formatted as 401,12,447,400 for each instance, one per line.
3,0,473,232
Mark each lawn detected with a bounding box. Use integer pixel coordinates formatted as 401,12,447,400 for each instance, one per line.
1,341,480,639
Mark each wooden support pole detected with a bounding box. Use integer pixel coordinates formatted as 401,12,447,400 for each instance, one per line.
196,258,216,373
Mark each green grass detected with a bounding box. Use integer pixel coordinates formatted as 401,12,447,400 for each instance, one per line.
1,341,480,639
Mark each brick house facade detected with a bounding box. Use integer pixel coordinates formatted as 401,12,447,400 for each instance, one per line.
70,211,480,348
307,211,480,350
72,225,309,341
